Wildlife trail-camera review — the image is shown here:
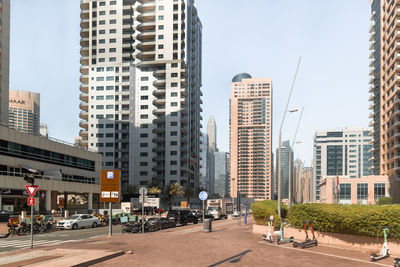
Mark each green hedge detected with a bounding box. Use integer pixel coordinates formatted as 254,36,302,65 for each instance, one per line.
251,200,287,227
288,203,400,238
378,197,393,205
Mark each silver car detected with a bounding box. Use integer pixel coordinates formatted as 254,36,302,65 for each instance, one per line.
57,214,100,230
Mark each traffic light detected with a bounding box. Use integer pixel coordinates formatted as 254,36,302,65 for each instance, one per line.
24,174,34,184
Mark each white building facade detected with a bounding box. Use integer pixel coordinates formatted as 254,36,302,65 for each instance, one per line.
312,127,373,201
78,0,202,193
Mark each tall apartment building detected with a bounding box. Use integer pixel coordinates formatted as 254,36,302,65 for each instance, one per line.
369,0,400,181
0,0,10,124
78,0,203,192
213,151,229,196
229,73,273,200
207,115,217,152
301,167,313,203
274,140,293,200
312,127,373,201
8,90,40,135
199,132,209,191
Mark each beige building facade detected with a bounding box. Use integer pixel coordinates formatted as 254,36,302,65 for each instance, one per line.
0,0,10,124
229,73,272,200
8,90,40,135
319,176,392,205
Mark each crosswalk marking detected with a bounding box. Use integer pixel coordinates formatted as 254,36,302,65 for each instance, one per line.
0,239,72,248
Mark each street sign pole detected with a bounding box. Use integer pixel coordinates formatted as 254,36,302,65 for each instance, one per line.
142,193,144,235
109,202,112,237
30,202,33,249
202,200,204,222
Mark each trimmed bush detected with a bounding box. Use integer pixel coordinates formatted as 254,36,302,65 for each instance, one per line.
378,197,393,205
251,200,287,227
288,203,400,238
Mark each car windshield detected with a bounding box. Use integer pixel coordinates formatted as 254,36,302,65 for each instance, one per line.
68,215,80,220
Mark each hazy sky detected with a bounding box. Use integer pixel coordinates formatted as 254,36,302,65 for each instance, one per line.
10,0,371,165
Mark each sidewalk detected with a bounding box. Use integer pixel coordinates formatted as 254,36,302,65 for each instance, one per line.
0,217,396,267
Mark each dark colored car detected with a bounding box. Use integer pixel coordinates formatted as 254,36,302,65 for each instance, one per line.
147,217,176,230
194,211,214,222
167,209,198,225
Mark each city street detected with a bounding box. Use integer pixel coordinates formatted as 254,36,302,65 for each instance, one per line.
0,218,397,266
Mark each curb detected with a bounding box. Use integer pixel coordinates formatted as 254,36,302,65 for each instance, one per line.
71,250,125,267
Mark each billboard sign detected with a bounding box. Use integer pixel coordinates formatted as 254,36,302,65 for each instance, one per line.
100,170,120,203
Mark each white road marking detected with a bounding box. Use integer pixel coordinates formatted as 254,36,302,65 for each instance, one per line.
0,239,73,248
257,241,392,267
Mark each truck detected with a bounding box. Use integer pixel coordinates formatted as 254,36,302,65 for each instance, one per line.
206,199,233,220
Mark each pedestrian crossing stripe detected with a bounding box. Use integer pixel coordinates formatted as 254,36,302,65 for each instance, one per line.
0,239,71,248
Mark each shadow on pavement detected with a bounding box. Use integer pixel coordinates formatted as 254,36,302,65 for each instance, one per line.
208,249,251,266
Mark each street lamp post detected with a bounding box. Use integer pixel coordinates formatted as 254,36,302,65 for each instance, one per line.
278,57,301,218
288,107,304,208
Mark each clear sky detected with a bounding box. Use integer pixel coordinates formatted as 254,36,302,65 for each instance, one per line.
10,0,371,165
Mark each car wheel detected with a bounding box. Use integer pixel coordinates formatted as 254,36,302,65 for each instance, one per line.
92,222,97,228
72,224,78,230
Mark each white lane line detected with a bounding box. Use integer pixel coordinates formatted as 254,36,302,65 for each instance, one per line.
0,240,64,248
257,242,392,267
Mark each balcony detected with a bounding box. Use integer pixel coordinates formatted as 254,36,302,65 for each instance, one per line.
180,88,187,96
80,28,89,38
153,69,166,77
152,146,165,152
137,12,156,23
153,79,166,86
136,41,156,51
153,97,166,105
80,11,89,20
152,165,165,172
80,67,89,75
80,85,88,93
153,89,166,96
79,120,88,129
79,111,88,120
80,93,88,102
80,47,89,57
80,38,89,47
136,31,156,41
80,20,89,29
136,20,156,31
80,2,89,10
137,50,155,60
79,130,88,138
79,102,88,111
152,156,165,162
153,117,165,124
80,75,89,84
80,56,89,66
153,108,166,115
137,1,155,13
152,126,165,133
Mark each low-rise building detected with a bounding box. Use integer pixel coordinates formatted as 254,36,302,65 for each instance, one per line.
0,124,101,213
318,175,393,205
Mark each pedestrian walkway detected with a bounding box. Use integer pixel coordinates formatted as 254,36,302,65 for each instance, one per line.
0,239,71,249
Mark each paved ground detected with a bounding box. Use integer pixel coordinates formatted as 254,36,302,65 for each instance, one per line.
0,225,121,253
0,218,398,266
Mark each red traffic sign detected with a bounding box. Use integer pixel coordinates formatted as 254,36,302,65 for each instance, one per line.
27,197,36,206
25,185,39,197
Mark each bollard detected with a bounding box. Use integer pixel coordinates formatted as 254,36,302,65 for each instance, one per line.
64,210,69,218
203,218,212,232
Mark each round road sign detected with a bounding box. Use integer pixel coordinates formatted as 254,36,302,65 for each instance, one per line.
139,187,148,196
199,191,208,201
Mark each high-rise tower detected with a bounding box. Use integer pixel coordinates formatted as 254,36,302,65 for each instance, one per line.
8,90,40,135
0,0,10,124
229,73,273,200
78,0,202,192
207,115,216,152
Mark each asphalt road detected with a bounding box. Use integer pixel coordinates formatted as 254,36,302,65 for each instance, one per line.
0,225,121,254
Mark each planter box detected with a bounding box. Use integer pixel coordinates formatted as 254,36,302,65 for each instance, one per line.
253,224,400,254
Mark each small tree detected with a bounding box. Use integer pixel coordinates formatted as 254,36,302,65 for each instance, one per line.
184,187,194,204
169,182,184,208
148,186,162,195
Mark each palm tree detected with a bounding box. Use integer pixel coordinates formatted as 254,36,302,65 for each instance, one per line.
148,186,162,195
184,187,194,204
169,182,184,208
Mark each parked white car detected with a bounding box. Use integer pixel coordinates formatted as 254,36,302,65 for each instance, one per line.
57,214,100,230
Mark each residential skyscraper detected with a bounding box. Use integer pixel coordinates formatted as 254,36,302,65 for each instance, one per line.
213,151,229,197
0,0,10,124
274,140,293,200
207,115,217,153
8,90,40,135
312,127,373,201
40,123,48,138
229,73,273,200
199,132,209,191
78,0,203,192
